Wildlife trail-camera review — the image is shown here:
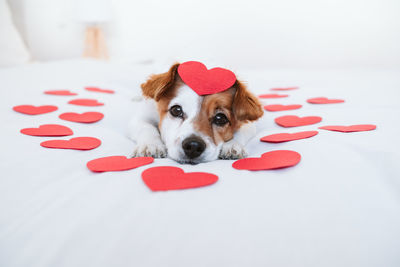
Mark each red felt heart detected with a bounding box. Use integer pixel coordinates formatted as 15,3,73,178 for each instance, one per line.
20,124,73,137
142,166,218,191
270,87,299,91
319,124,376,133
13,105,58,115
41,137,101,150
232,150,301,171
87,156,153,172
264,104,302,112
59,112,104,123
44,90,77,96
307,97,344,104
177,61,236,95
275,115,322,127
260,131,318,143
258,93,288,99
68,99,104,106
85,87,115,94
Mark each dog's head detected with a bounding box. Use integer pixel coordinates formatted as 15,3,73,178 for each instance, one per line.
141,63,263,164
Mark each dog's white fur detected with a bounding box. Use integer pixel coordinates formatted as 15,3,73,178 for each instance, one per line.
128,84,257,164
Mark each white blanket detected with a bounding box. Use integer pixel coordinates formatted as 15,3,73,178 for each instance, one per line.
1,60,399,267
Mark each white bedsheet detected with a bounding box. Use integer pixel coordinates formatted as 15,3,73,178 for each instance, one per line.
0,60,399,267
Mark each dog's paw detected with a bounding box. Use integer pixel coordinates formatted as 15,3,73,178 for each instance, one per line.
131,142,167,158
219,140,248,160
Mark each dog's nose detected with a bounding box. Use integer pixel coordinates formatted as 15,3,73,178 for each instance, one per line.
182,137,206,159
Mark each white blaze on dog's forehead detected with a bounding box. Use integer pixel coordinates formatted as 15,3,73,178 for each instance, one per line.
168,85,202,117
168,85,202,141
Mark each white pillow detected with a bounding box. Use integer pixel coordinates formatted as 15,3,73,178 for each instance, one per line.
0,0,30,67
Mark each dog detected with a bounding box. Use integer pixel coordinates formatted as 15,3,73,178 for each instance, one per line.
128,62,263,164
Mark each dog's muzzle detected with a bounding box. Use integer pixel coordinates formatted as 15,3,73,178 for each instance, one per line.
182,136,206,159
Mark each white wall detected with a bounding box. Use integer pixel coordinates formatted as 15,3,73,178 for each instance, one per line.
7,0,400,69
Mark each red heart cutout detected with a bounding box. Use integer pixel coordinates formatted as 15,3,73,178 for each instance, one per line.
20,124,73,137
270,87,299,91
319,124,376,133
142,166,218,191
177,61,236,95
41,137,101,150
44,90,77,96
275,115,322,127
87,156,153,172
68,99,104,106
258,93,288,99
260,131,318,143
13,105,58,115
59,112,104,123
85,87,114,94
264,104,302,112
307,97,344,104
232,150,301,171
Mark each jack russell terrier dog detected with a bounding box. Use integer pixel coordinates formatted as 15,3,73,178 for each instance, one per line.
129,61,263,164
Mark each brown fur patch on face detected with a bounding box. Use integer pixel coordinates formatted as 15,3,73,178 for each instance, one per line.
156,78,184,129
193,81,263,145
194,88,240,145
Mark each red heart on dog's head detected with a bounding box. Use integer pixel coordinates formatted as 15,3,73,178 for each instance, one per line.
41,137,101,150
232,150,301,171
264,104,302,112
260,131,318,143
319,124,376,133
275,115,322,127
20,124,73,137
68,99,104,106
307,97,344,104
258,94,288,99
59,112,104,123
177,61,236,95
85,87,114,94
87,156,153,172
44,90,77,96
13,105,58,115
142,166,218,191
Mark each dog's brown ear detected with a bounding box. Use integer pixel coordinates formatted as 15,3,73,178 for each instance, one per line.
232,80,264,122
141,63,180,101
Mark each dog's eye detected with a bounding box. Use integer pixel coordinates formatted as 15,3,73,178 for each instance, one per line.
169,105,183,118
213,113,229,126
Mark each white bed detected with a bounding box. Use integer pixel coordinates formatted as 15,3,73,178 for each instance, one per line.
0,59,399,267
